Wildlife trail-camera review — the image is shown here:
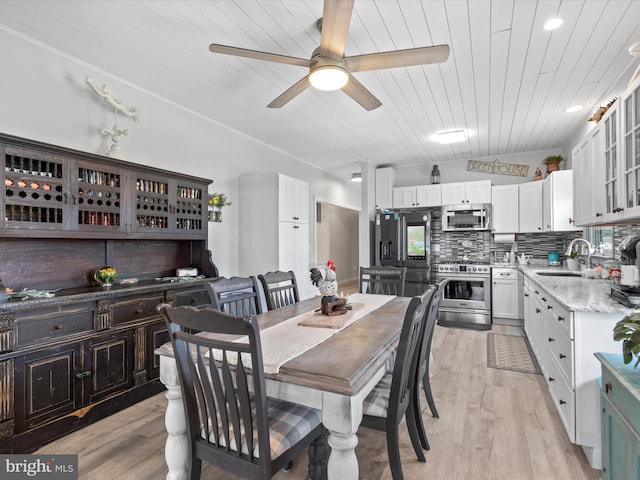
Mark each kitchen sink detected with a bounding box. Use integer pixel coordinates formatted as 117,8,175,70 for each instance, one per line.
536,271,582,277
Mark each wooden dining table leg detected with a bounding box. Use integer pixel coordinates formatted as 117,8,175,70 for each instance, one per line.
322,392,363,480
159,355,189,480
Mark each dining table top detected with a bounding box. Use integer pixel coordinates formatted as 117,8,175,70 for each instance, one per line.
156,294,411,397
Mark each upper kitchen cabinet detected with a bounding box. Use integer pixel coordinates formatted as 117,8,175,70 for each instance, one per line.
518,181,543,233
572,124,605,226
392,184,441,209
375,167,394,210
0,134,210,239
441,180,491,205
278,174,308,224
543,170,580,232
620,78,640,219
491,184,519,233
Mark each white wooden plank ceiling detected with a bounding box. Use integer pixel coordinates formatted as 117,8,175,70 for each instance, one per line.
0,0,639,181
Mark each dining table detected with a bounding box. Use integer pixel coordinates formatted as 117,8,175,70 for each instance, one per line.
155,293,411,480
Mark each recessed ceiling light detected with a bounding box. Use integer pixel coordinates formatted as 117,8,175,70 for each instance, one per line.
543,18,563,31
350,172,362,182
436,130,466,144
565,105,583,113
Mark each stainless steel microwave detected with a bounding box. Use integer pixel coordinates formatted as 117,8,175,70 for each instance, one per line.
442,204,491,231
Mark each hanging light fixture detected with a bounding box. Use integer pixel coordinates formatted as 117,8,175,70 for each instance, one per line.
350,173,362,182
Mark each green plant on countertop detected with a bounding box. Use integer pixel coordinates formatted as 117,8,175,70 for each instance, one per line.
569,250,578,259
614,307,640,368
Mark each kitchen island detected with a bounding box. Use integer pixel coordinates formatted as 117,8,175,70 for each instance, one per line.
518,263,630,470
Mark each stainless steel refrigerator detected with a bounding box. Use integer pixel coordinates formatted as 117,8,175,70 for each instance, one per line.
374,210,431,296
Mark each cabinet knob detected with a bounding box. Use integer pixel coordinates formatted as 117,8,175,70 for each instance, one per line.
559,353,566,359
559,399,566,405
75,371,91,379
596,212,603,217
548,376,554,382
605,381,612,394
541,297,547,302
535,308,541,313
547,305,553,309
557,316,564,322
548,337,554,342
53,324,63,330
569,217,574,224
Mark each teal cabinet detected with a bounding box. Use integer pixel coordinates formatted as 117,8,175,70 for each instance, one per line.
596,352,640,480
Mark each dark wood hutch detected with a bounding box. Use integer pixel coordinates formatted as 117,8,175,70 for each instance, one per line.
0,133,218,453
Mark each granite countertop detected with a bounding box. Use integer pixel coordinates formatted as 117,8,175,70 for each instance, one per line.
518,264,634,315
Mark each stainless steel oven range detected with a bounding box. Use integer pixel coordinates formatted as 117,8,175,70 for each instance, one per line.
436,261,491,330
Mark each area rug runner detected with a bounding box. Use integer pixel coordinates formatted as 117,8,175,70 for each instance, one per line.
487,333,542,375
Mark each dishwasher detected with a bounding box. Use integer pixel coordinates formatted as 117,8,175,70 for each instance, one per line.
491,266,524,326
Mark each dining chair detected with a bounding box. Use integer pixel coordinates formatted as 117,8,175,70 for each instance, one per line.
412,279,448,451
206,276,263,315
359,266,407,296
360,285,437,480
257,270,300,311
158,303,327,480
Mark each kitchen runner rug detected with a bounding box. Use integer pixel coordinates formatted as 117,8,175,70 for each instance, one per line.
487,333,542,375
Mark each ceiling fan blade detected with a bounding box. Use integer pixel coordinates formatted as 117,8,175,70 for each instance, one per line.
346,45,450,72
209,44,312,68
319,0,355,58
341,76,382,111
267,76,311,108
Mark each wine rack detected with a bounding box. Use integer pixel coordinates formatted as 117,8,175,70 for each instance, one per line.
3,149,65,227
175,184,203,232
136,176,170,230
76,166,123,228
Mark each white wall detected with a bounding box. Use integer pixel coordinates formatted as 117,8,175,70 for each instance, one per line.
0,27,361,277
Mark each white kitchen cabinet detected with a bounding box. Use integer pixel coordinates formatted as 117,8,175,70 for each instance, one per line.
239,173,311,299
441,180,491,205
278,174,309,223
523,273,623,468
572,125,606,226
518,181,543,233
491,184,519,233
542,170,580,232
491,267,522,324
620,78,640,219
392,186,416,208
416,184,441,207
392,184,441,208
375,167,394,210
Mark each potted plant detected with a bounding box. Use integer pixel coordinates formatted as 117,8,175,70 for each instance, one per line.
613,307,640,368
208,193,231,222
544,154,563,174
566,250,579,271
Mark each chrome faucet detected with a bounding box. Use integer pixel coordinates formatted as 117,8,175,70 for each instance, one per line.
565,238,592,269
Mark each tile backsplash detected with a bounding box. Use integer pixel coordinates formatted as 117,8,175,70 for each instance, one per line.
429,208,583,264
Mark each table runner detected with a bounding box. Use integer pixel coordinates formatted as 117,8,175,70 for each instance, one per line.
212,293,395,374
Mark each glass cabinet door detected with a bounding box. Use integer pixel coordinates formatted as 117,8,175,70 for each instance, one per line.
603,105,621,215
623,83,640,211
2,146,68,230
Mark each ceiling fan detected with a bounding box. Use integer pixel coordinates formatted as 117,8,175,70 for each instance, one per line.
209,0,450,111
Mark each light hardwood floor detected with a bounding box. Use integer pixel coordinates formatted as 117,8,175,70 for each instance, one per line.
37,285,601,479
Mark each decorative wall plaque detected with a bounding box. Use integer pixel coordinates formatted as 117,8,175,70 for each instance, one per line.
466,159,529,177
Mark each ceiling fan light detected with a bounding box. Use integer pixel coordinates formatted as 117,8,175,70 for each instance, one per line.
350,173,362,182
309,66,349,91
565,105,583,113
436,130,466,144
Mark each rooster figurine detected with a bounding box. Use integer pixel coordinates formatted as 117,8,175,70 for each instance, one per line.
310,261,349,316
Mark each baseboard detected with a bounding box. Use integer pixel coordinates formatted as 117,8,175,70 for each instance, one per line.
581,445,601,470
492,317,524,327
